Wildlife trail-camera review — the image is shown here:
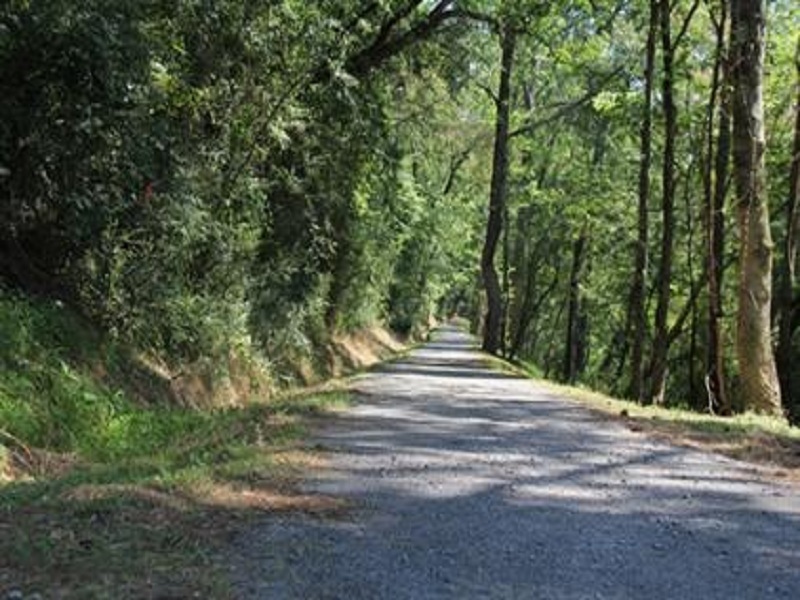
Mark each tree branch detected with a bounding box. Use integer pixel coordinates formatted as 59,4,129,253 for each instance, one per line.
673,0,701,51
508,66,626,139
666,254,736,346
442,138,483,195
446,8,499,30
345,1,455,77
344,3,501,77
476,81,500,106
370,1,427,52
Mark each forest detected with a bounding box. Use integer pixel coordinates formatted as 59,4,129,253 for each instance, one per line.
1,0,799,459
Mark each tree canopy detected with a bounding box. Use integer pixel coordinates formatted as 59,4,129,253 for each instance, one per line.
1,0,799,421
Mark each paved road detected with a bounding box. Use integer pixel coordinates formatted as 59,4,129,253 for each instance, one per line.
230,326,800,599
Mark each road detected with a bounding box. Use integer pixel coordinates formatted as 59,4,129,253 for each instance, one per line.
230,326,800,599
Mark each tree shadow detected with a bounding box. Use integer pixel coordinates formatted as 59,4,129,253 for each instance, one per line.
228,326,800,598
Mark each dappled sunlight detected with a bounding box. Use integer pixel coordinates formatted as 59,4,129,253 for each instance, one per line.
232,326,800,599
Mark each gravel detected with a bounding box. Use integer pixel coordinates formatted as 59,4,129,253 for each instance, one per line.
229,326,800,599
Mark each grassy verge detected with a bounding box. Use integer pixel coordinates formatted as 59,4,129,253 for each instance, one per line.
0,291,361,597
484,355,800,479
0,391,351,598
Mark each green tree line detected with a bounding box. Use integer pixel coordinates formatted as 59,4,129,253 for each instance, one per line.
1,0,798,423
470,0,799,423
0,0,484,378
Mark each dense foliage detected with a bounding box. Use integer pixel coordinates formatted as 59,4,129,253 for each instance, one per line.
1,0,798,426
0,0,483,373
486,0,799,421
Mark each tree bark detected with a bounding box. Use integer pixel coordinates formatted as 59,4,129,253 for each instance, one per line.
500,203,511,356
730,0,782,414
563,227,589,384
510,265,559,362
649,0,678,405
481,28,516,354
628,0,657,402
701,2,733,414
508,206,532,360
777,36,800,423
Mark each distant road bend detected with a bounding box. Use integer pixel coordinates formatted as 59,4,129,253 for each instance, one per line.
231,326,800,599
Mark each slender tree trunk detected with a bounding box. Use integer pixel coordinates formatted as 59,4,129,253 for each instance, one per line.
701,2,732,414
730,0,781,414
684,153,700,406
545,299,567,379
628,0,657,402
481,28,516,354
505,81,538,361
563,226,588,384
777,37,800,423
508,205,530,360
689,297,700,407
649,0,678,405
501,203,511,356
510,265,559,361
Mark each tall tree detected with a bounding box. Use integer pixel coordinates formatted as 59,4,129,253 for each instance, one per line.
703,0,732,414
649,0,679,404
563,225,589,383
730,0,781,414
628,0,658,402
776,35,800,423
481,26,516,354
649,0,699,404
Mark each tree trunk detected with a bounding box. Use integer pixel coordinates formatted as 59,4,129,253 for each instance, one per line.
500,203,511,356
730,0,782,414
507,207,545,362
777,36,800,423
704,2,732,414
649,0,677,405
684,154,700,406
510,265,559,361
628,0,656,402
481,28,516,354
563,227,589,384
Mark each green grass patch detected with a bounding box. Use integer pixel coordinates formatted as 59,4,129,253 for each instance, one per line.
0,389,351,598
0,289,354,597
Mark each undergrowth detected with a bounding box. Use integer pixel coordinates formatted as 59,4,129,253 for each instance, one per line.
0,290,353,597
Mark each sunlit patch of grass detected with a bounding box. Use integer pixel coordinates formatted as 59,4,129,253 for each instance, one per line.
0,390,351,598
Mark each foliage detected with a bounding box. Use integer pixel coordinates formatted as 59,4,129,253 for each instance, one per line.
1,0,798,467
487,0,798,418
0,0,481,372
1,0,800,592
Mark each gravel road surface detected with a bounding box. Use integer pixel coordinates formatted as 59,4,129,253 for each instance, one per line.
230,326,800,599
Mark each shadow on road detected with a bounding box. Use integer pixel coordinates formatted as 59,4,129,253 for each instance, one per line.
230,325,800,599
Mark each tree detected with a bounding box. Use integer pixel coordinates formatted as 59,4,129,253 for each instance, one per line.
628,0,658,402
776,35,800,423
730,0,781,414
649,0,700,405
481,26,516,354
702,0,732,414
563,225,589,383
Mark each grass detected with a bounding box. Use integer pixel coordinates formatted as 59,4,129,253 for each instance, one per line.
0,391,352,598
0,290,355,597
485,354,800,478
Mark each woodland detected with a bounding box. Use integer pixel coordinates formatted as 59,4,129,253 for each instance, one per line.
1,0,800,460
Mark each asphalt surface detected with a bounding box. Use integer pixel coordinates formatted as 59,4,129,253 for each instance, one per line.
230,326,800,599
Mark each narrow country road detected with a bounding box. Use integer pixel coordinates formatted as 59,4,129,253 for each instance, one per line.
230,326,800,599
